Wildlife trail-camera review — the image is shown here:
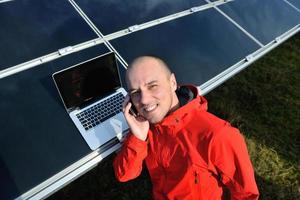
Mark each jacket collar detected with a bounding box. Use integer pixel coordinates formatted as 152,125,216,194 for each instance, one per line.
152,85,207,134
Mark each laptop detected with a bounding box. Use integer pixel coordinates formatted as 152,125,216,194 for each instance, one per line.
52,52,129,150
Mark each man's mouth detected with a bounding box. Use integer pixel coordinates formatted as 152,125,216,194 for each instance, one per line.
143,104,158,112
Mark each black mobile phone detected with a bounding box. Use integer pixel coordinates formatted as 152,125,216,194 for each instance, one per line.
129,100,138,116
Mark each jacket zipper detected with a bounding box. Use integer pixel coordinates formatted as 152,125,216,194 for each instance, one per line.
155,126,168,193
194,171,199,184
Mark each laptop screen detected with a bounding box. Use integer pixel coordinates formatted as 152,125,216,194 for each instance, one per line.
53,52,121,110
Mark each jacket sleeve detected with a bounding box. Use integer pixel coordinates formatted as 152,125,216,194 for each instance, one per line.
113,133,148,182
210,126,259,200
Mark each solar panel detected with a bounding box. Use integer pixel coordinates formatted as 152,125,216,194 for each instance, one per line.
0,0,97,70
218,0,300,45
0,44,108,199
110,8,260,85
0,0,299,199
74,0,207,35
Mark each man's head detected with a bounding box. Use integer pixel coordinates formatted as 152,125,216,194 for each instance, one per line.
126,56,179,124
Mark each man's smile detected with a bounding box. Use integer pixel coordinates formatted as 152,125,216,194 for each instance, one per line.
143,104,158,113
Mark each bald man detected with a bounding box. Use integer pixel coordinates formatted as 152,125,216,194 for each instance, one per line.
113,56,259,200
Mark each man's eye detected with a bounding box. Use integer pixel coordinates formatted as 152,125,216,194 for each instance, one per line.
130,91,140,98
149,85,157,89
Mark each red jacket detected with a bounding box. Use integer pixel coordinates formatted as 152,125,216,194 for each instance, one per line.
114,85,259,200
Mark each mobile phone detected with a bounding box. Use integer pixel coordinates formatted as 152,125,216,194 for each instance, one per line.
129,100,138,116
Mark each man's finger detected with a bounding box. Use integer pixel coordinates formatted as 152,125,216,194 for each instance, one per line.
124,101,132,115
122,94,130,113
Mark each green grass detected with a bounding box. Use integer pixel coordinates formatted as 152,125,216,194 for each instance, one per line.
48,32,300,200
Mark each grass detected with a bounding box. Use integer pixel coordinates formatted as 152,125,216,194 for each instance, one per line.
48,32,300,200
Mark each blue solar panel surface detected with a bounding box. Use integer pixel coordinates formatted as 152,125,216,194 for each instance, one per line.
218,0,300,44
0,0,97,70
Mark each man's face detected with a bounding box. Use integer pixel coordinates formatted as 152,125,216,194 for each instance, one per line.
126,58,178,124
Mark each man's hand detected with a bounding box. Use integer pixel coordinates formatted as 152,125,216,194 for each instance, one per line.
123,95,149,141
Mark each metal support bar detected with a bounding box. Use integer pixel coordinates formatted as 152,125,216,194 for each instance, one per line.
68,0,129,68
0,38,105,79
0,0,14,4
104,0,233,41
58,46,74,56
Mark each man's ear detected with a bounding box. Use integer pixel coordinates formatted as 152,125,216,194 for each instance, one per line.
170,73,177,91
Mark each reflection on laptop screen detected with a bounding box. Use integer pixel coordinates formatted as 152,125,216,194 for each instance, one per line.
53,52,121,110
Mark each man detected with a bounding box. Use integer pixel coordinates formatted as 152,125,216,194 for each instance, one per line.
113,56,259,200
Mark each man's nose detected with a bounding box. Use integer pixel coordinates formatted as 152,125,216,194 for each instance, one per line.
140,90,152,105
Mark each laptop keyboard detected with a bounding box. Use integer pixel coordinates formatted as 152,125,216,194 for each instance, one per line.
76,93,125,131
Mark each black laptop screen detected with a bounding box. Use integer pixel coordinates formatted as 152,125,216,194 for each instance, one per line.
53,52,121,110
